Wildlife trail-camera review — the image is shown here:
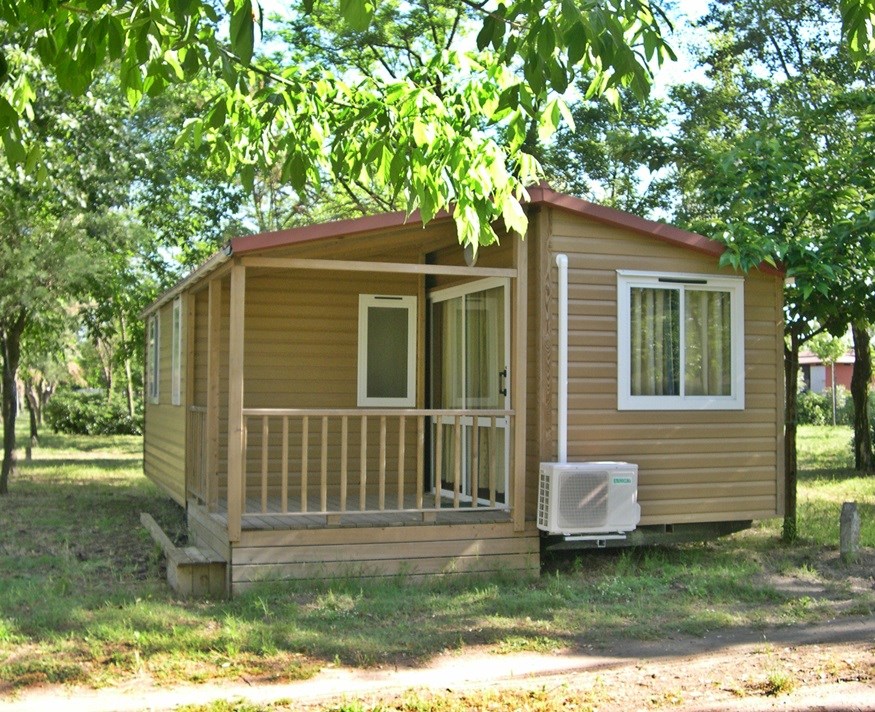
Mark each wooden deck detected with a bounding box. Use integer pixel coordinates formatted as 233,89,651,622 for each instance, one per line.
186,494,536,594
207,493,511,531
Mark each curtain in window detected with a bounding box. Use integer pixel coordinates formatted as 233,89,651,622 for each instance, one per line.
685,290,732,395
630,287,680,396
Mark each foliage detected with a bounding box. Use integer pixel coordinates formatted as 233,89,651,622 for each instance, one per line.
44,389,143,436
808,332,848,367
542,80,673,217
0,0,678,249
797,387,853,426
669,0,875,540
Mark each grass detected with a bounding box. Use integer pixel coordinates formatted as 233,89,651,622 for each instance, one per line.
0,422,873,694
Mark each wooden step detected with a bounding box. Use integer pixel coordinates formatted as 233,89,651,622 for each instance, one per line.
141,513,227,598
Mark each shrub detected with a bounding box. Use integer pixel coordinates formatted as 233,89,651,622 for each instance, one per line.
797,390,830,425
797,387,852,426
45,389,143,436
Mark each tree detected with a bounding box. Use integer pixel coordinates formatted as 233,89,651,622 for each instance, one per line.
542,81,673,217
0,62,144,493
808,331,848,426
851,322,873,470
671,0,875,541
0,0,678,249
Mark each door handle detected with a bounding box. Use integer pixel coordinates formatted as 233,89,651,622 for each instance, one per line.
498,369,507,397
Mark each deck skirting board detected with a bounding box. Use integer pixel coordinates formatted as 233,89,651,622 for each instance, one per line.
230,521,539,591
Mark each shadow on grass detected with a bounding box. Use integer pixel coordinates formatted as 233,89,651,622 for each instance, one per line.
2,426,874,689
799,467,865,482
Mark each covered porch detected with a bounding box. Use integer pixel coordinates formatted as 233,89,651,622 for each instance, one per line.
180,225,532,565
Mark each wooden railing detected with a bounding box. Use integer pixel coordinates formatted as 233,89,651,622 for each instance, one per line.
186,406,208,505
238,408,512,518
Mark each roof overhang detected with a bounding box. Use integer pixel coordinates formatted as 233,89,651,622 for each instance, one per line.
141,185,784,317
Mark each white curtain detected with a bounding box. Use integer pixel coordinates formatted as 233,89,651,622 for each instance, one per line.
630,287,680,396
685,290,731,396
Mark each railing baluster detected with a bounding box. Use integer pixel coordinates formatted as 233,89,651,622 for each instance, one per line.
281,416,289,513
301,416,309,513
379,416,387,510
489,415,497,506
340,416,348,513
261,416,269,513
360,416,368,511
397,416,406,510
416,417,424,510
241,420,248,515
453,415,461,508
321,416,328,512
434,420,442,510
471,416,479,509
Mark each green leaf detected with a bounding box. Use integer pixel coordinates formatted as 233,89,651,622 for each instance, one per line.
240,163,255,192
2,131,26,168
107,17,124,60
477,16,496,51
208,98,227,128
339,0,374,32
229,0,255,65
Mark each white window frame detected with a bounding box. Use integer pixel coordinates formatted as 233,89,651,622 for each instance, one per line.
357,294,417,407
171,297,182,406
147,313,160,404
617,270,745,411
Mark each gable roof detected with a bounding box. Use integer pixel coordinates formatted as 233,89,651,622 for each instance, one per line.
226,184,726,260
143,185,780,316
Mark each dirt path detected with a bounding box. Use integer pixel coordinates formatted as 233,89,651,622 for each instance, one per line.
2,615,873,711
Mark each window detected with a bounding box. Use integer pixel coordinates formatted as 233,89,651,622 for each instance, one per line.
617,270,744,410
357,295,417,407
171,297,182,406
147,313,160,404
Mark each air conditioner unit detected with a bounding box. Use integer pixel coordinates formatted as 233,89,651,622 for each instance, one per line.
537,462,640,536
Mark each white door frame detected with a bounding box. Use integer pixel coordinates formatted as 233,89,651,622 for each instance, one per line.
428,277,510,504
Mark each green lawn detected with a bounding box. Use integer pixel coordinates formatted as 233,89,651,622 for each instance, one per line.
0,422,872,691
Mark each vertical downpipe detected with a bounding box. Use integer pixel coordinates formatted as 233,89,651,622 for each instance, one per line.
556,254,569,464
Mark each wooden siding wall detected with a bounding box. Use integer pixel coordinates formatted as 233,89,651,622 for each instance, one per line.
211,269,423,499
229,521,540,592
536,208,784,525
144,299,188,504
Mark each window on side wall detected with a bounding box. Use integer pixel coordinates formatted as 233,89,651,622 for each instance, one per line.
617,270,744,410
171,297,182,406
357,295,417,407
147,313,160,404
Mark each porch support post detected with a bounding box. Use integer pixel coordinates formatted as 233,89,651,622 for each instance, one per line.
184,293,196,503
227,262,246,542
205,278,222,512
511,234,528,532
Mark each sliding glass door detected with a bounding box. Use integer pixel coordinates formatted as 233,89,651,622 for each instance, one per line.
429,278,509,505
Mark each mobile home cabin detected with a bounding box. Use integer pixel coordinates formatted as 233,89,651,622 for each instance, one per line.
142,186,785,595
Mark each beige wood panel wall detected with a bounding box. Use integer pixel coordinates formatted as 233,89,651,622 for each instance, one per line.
144,299,188,504
227,269,421,496
536,208,784,525
230,520,540,591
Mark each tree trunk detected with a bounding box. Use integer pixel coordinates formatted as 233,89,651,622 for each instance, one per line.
119,313,135,418
24,387,38,460
1,311,26,495
782,332,800,542
851,322,873,472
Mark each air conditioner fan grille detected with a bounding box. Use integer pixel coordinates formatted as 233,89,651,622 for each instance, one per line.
557,471,609,528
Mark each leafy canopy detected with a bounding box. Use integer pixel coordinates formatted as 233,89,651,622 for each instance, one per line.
0,0,677,247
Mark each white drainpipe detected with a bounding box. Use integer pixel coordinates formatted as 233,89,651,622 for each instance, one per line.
556,253,569,464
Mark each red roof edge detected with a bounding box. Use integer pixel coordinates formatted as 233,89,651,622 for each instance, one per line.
229,208,451,254
225,184,783,277
527,184,784,277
